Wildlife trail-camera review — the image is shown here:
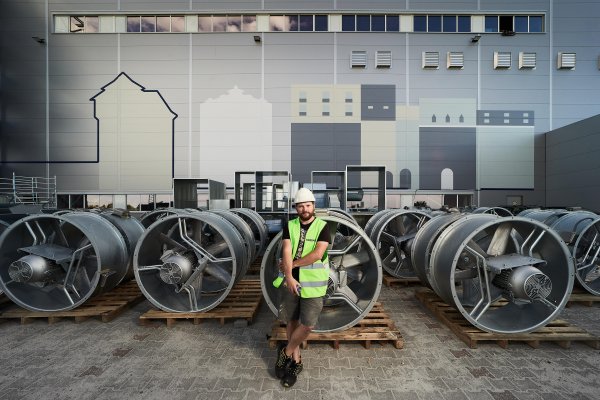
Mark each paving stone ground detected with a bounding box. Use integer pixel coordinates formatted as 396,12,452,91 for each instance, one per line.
1,281,599,400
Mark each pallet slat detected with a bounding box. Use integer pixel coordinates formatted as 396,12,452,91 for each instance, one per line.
0,281,144,324
382,275,422,287
268,302,403,350
415,289,600,349
138,279,263,327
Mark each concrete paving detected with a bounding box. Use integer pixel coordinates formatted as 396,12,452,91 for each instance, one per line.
1,280,599,400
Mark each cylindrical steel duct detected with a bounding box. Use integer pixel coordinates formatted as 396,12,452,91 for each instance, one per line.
260,215,382,333
426,215,574,334
472,207,513,217
0,212,132,312
139,208,179,228
229,208,269,257
368,210,432,279
133,211,248,312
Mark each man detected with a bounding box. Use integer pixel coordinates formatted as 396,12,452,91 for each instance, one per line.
272,187,330,388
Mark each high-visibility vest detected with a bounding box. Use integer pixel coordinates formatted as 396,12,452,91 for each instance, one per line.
273,217,329,298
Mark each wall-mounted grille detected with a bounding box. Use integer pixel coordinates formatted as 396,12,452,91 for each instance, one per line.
447,52,464,69
422,51,439,69
519,52,537,69
375,50,392,68
351,50,367,68
494,51,511,69
557,52,576,69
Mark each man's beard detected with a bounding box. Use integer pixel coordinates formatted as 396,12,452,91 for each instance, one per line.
298,210,314,222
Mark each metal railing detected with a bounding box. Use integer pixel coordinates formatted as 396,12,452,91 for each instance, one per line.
0,173,57,208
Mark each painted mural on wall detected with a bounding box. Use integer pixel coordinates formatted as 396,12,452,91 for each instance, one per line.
90,72,176,191
290,84,534,191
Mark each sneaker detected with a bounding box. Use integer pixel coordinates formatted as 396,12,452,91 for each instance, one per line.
281,359,303,388
274,343,291,379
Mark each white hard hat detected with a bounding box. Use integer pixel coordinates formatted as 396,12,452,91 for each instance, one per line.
294,187,315,204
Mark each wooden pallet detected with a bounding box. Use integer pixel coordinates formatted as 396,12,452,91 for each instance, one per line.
0,280,144,324
567,288,600,307
138,279,263,327
415,289,600,349
268,302,404,350
382,274,422,287
246,256,263,275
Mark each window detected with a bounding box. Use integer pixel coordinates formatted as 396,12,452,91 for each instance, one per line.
499,15,513,33
428,15,441,32
485,16,498,32
514,16,528,33
443,16,456,32
299,91,307,102
156,16,170,32
299,103,307,116
172,16,185,32
345,92,353,103
457,16,470,32
357,15,370,31
322,92,330,103
386,15,400,31
127,16,141,32
322,104,330,116
414,15,427,32
342,15,355,31
243,15,257,31
198,16,212,32
69,16,98,33
315,15,328,31
141,16,156,32
372,15,385,31
299,15,313,31
345,104,353,116
529,16,543,32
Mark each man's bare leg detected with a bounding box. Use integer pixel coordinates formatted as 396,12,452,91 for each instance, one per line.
285,321,312,363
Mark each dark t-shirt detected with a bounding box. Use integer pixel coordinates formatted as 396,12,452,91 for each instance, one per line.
282,218,330,281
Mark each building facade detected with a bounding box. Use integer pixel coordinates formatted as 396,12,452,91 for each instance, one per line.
1,0,599,210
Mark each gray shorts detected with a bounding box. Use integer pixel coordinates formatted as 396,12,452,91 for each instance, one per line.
278,286,324,327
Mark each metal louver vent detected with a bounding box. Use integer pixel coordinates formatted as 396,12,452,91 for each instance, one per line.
557,52,576,69
519,52,537,69
494,52,511,69
376,50,392,68
422,51,439,69
447,52,464,69
351,51,367,68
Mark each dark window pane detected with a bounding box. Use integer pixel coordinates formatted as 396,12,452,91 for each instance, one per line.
299,15,313,31
315,15,328,31
414,15,426,32
172,16,185,32
386,15,399,31
529,16,543,32
342,15,355,31
499,15,513,32
288,15,299,31
86,16,99,33
514,16,527,32
227,15,242,32
428,15,441,32
70,16,85,32
485,15,498,32
443,15,456,32
457,15,471,32
141,16,155,32
156,16,170,32
357,15,370,31
372,15,385,31
126,16,140,32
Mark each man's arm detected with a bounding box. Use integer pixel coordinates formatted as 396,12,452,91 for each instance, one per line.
290,241,329,268
281,239,300,295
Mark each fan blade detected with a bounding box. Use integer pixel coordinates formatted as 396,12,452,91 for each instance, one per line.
330,251,370,269
466,239,488,259
204,263,233,284
336,285,359,303
345,268,364,281
486,222,512,256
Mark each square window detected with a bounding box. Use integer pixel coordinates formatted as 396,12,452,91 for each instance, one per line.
156,16,170,32
428,15,441,32
529,16,543,32
523,119,529,124
457,16,470,32
514,16,528,33
485,15,498,32
342,15,355,31
357,15,370,31
484,118,490,124
126,16,141,32
504,119,510,124
213,16,227,32
227,16,242,32
386,15,399,31
414,15,427,32
141,16,156,32
372,15,385,31
315,15,328,31
299,15,313,31
288,15,299,31
172,16,185,32
443,15,456,32
199,16,212,32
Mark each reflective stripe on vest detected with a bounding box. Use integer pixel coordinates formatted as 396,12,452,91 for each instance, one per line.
273,217,329,298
